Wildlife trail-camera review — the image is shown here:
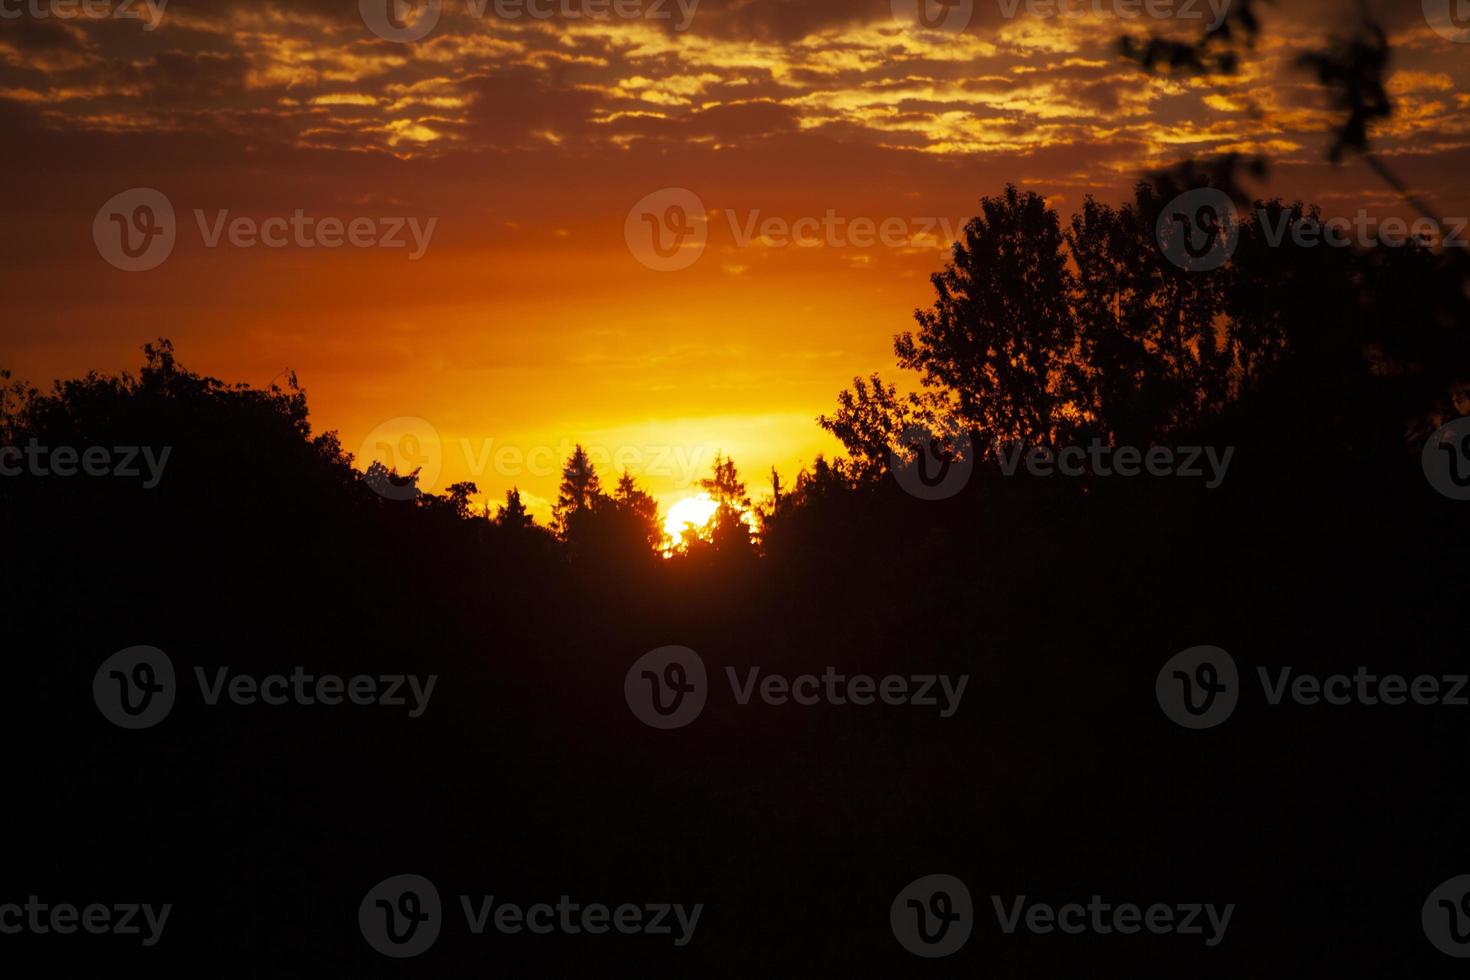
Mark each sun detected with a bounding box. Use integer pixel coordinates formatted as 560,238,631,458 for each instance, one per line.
662,492,759,555
664,492,720,541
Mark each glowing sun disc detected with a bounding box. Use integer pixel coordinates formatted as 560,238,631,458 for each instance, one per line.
664,493,719,539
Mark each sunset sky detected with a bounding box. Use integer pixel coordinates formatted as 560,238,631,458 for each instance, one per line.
3,0,1468,519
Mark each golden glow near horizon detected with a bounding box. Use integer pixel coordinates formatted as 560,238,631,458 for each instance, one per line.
661,492,758,554
4,2,1469,525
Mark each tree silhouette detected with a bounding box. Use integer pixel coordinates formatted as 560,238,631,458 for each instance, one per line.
698,452,754,554
895,185,1079,449
495,486,536,530
548,448,669,562
1068,185,1237,442
817,374,925,484
1119,0,1448,230
7,225,1469,975
444,481,479,519
1117,0,1261,77
9,5,1470,970
553,443,603,538
821,179,1469,482
614,468,666,554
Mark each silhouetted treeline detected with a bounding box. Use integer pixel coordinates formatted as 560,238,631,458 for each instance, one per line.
4,176,1469,973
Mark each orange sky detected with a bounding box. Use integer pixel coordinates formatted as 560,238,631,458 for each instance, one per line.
3,0,1468,519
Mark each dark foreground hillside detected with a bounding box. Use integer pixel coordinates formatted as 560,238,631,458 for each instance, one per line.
4,332,1470,976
